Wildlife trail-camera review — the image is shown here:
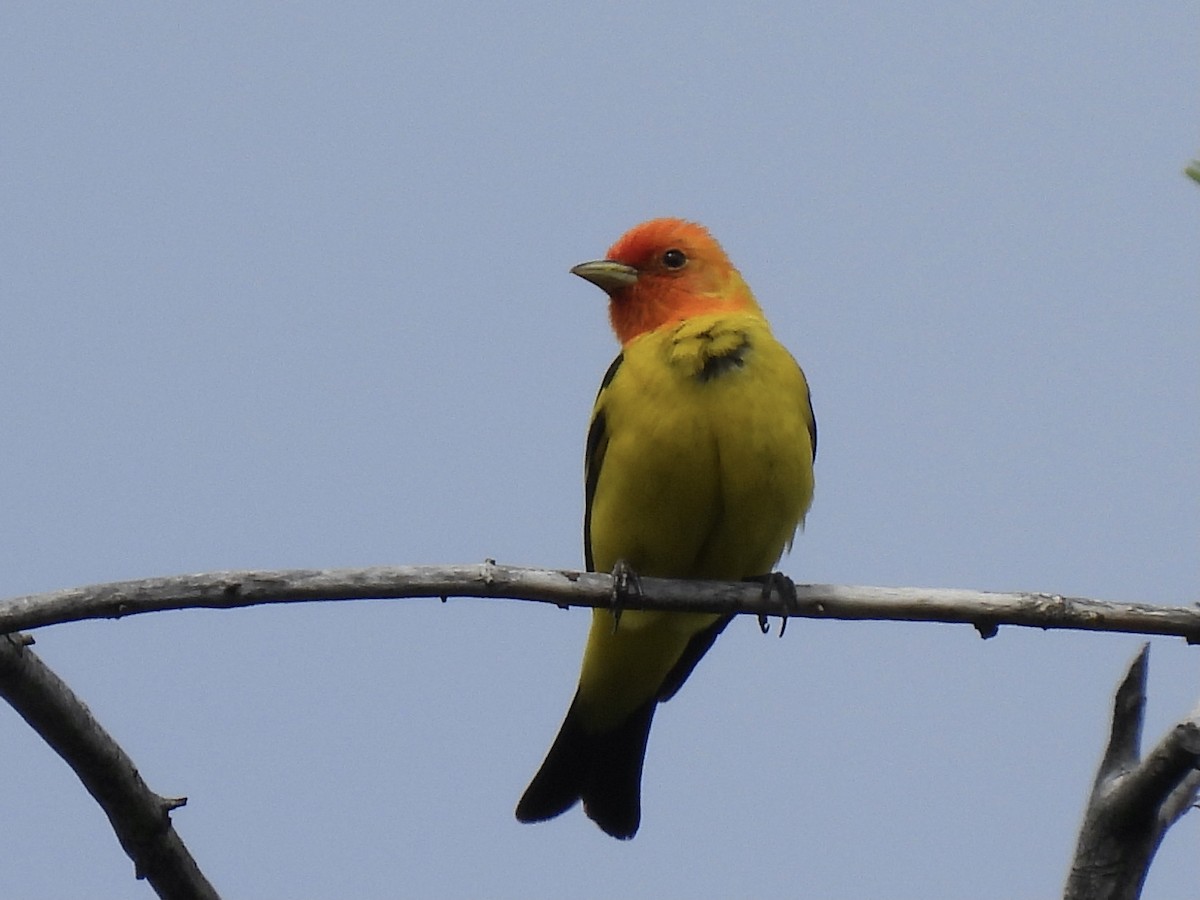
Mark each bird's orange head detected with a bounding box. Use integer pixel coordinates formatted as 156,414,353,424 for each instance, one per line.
571,218,762,346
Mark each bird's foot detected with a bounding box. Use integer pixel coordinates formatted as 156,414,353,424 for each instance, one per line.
746,572,799,637
608,560,641,633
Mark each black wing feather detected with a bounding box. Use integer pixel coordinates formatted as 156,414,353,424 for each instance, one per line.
583,352,623,572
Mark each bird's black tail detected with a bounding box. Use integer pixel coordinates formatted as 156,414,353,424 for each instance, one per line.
516,613,733,838
515,693,656,840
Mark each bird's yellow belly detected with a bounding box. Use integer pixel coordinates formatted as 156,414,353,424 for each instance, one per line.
577,314,815,730
589,344,812,581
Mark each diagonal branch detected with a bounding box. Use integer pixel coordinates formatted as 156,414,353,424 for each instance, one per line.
0,563,1198,641
0,633,221,900
1064,646,1200,900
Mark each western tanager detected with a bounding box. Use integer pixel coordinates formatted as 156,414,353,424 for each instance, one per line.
516,218,816,838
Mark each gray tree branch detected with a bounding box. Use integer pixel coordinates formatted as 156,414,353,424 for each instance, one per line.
1,563,1198,641
0,632,221,900
2,564,1197,899
1064,645,1200,900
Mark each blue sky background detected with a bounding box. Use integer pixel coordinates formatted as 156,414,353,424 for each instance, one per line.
2,4,1197,898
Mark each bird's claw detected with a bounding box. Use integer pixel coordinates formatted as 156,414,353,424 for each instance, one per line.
748,572,799,637
609,560,641,632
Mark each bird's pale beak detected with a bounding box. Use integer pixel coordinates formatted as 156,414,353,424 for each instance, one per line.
570,260,639,293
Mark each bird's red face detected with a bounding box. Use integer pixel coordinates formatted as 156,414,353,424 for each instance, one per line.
572,218,758,346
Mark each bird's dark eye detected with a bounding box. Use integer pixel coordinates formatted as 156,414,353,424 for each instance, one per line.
661,248,687,270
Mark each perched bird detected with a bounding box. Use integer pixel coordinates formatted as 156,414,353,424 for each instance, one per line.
515,218,816,839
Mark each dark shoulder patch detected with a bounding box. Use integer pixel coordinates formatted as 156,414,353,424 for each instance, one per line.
696,335,750,382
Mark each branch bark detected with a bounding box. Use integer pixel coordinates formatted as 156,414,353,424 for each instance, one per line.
1,563,1198,641
1064,645,1200,900
2,564,1197,898
0,633,221,900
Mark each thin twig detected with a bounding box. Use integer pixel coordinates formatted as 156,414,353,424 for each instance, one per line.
0,563,1197,641
0,633,221,900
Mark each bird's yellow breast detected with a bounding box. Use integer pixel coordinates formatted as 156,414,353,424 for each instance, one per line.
588,312,815,583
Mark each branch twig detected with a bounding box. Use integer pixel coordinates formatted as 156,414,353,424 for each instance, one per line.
0,633,221,900
1,563,1197,641
1064,646,1200,900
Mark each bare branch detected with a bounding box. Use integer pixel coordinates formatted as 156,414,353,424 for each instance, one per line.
2,564,1197,896
1064,646,1200,900
0,633,221,900
0,563,1197,641
1098,645,1149,776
